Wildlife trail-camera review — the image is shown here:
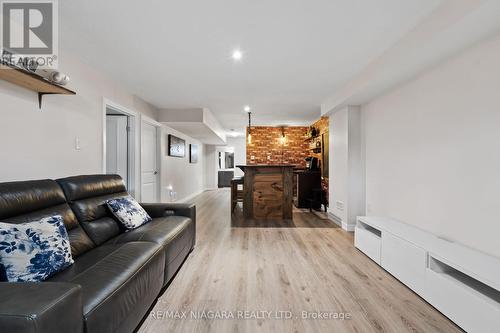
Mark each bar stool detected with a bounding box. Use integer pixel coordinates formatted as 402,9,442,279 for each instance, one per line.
231,176,244,212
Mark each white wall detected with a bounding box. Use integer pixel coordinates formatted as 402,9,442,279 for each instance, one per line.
328,106,365,230
203,108,227,143
226,137,246,177
203,145,217,190
160,125,205,202
0,46,205,203
0,48,157,182
362,32,500,258
329,109,348,223
348,108,365,228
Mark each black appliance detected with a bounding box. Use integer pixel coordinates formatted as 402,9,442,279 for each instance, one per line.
305,157,319,170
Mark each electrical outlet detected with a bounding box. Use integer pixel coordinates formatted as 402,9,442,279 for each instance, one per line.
250,155,255,160
336,201,344,211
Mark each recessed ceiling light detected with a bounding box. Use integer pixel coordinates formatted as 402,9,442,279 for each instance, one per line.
232,49,243,61
244,105,251,112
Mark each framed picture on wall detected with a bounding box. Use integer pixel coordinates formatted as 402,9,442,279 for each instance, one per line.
168,134,185,157
189,144,198,163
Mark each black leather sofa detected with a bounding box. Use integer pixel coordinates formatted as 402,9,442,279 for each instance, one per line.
0,175,196,333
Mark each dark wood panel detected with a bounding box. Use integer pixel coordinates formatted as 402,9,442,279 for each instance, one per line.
239,165,293,220
243,167,255,219
253,173,283,219
283,167,293,219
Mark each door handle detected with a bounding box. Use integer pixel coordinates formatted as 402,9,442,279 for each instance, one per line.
154,171,158,175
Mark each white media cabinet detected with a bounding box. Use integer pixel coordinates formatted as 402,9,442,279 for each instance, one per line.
355,216,500,333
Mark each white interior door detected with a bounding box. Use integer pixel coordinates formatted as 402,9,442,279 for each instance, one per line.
141,122,159,202
106,115,128,186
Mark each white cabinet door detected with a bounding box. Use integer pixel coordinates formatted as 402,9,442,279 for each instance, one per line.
354,223,382,265
381,232,426,295
425,256,500,333
141,122,158,202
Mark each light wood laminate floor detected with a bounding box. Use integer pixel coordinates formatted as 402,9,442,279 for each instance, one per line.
139,189,462,333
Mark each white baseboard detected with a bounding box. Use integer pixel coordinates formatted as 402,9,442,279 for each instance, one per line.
327,212,355,232
327,212,342,227
342,223,356,232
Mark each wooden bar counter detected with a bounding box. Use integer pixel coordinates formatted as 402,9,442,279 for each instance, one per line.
237,165,294,220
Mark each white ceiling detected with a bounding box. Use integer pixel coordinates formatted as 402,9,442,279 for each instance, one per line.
321,0,500,114
164,122,226,145
59,0,442,132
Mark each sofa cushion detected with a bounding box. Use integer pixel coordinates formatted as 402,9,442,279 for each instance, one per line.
106,216,194,284
107,196,152,230
57,175,129,245
56,174,127,201
0,180,94,258
0,216,74,282
49,242,165,333
107,216,192,253
0,179,66,215
67,194,127,245
0,282,83,333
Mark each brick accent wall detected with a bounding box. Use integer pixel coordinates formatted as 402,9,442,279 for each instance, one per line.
246,126,309,167
245,117,330,207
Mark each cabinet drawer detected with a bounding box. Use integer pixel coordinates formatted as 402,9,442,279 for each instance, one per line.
354,222,381,264
425,256,500,333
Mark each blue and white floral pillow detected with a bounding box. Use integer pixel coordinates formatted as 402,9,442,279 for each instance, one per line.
0,216,74,282
107,196,152,230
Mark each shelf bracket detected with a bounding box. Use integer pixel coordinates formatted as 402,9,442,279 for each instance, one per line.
38,92,58,110
38,93,43,109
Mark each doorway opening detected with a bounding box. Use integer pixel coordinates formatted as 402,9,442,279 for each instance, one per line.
103,99,137,197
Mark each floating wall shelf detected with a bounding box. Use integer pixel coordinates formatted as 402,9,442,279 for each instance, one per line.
304,135,320,141
0,62,76,109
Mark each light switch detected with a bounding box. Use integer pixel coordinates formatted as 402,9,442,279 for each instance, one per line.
75,137,81,150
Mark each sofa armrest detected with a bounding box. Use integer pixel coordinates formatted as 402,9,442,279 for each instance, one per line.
140,203,196,222
0,282,83,333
